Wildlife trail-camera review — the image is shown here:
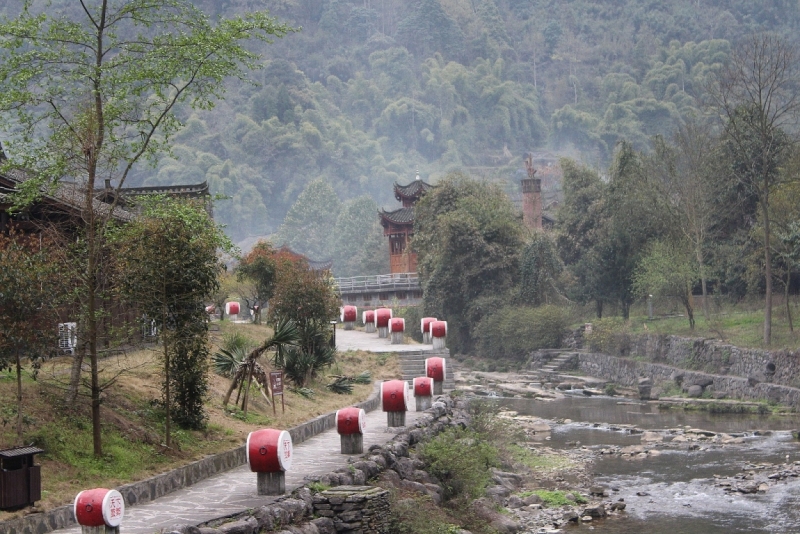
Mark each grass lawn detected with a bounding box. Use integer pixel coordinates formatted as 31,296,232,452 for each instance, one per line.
584,296,800,350
0,321,400,520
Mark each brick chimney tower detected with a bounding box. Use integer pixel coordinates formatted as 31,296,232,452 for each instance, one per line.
522,153,542,230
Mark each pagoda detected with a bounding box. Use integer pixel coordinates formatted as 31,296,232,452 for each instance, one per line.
379,171,433,274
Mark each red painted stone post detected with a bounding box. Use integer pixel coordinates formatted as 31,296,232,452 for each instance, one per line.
420,317,437,344
363,310,376,333
413,376,434,411
247,429,293,495
336,407,366,454
74,488,125,534
390,317,405,344
341,305,357,331
426,356,447,395
381,379,409,427
376,308,393,339
430,320,447,350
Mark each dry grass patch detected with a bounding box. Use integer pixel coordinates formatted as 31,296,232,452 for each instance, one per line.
0,322,400,520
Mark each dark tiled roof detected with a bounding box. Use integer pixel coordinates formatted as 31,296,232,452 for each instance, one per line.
0,170,136,222
0,446,44,458
379,207,415,225
394,180,433,201
95,181,210,197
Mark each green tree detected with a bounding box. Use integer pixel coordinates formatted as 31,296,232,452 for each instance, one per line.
331,195,388,277
633,240,698,329
602,142,673,318
555,159,608,317
711,34,800,345
113,197,232,444
0,0,290,456
519,232,563,306
0,231,64,445
414,172,525,353
647,121,727,320
236,241,278,324
274,178,340,261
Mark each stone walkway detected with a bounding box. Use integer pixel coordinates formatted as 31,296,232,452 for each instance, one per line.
55,329,428,534
336,327,433,353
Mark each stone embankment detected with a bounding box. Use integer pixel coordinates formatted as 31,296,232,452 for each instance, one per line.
533,332,800,408
165,399,623,534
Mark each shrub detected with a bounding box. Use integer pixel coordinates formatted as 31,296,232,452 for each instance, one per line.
475,305,569,360
419,427,499,499
585,317,631,355
395,305,424,343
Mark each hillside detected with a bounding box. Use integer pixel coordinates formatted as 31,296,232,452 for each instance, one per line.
0,1,797,247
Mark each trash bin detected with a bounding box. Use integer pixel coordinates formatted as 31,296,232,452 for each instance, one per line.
0,446,44,510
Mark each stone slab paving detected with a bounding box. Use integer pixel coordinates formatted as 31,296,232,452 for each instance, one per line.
56,398,422,533
336,327,434,353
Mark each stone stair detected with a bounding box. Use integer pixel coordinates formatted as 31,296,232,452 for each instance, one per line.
397,348,456,390
539,352,576,375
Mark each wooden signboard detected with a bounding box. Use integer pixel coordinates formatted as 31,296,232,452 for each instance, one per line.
269,371,285,414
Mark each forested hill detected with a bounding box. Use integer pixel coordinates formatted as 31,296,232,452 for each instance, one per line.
2,1,798,244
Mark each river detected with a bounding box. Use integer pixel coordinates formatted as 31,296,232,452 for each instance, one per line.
499,396,800,533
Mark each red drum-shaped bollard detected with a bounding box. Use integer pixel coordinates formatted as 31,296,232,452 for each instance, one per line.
225,301,240,316
336,407,366,454
430,320,447,350
426,356,447,395
420,317,437,344
381,379,409,427
390,317,405,344
341,305,357,330
363,310,376,333
376,308,393,338
74,488,125,532
246,429,293,495
413,376,434,411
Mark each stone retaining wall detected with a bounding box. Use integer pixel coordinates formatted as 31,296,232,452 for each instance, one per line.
0,385,383,534
617,334,800,388
576,352,800,408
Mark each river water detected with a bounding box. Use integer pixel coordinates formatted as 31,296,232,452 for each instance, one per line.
499,396,800,533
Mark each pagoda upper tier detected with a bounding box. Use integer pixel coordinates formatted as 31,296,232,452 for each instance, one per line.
393,172,434,207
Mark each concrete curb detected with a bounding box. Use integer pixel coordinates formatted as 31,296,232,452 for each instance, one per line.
0,383,383,534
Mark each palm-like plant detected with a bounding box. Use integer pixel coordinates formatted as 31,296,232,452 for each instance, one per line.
221,318,300,417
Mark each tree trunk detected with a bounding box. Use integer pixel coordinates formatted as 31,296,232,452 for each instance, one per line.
15,349,23,445
682,290,695,330
163,332,171,448
66,347,84,403
696,243,710,321
785,271,793,333
763,198,773,345
242,362,254,418
595,299,603,319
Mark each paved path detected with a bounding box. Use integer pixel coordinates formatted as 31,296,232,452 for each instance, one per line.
56,330,426,534
336,327,433,353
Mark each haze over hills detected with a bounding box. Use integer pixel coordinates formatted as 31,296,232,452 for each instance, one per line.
0,0,797,261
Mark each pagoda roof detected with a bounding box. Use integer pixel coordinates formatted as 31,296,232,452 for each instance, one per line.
393,179,433,202
379,207,415,226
